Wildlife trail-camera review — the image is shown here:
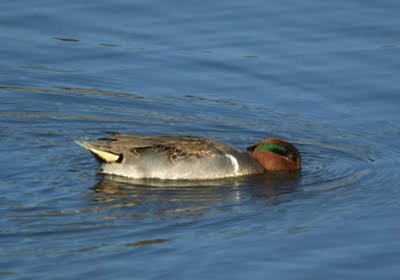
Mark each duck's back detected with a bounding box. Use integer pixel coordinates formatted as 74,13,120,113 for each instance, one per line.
77,134,264,180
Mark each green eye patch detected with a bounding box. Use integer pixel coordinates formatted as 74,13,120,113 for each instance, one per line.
255,143,290,157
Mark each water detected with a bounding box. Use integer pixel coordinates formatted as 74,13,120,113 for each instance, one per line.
1,0,400,279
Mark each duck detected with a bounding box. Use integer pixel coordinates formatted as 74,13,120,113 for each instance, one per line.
76,133,301,180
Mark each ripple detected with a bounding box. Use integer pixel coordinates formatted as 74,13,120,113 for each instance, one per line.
123,238,172,248
299,142,374,192
0,85,144,99
53,37,80,42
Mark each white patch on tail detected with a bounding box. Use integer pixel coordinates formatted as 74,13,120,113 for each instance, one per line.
225,154,239,174
88,148,120,162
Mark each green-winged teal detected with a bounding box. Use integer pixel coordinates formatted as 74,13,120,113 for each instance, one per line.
77,133,301,180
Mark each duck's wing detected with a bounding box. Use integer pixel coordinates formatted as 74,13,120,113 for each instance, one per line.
76,133,227,163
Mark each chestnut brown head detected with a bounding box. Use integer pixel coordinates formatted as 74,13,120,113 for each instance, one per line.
247,138,301,171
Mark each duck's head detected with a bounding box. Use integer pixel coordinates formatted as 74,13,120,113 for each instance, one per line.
247,138,301,172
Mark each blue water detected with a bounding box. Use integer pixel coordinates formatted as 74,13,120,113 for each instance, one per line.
1,0,400,279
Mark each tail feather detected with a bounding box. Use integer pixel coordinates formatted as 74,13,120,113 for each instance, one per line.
76,140,121,163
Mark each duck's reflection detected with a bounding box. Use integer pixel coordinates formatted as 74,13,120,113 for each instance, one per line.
90,173,300,219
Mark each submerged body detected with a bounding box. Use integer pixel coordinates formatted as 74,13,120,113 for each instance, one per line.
77,133,301,180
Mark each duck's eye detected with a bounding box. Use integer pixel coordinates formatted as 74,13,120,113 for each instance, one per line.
288,153,297,161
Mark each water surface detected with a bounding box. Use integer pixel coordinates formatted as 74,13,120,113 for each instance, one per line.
1,0,400,279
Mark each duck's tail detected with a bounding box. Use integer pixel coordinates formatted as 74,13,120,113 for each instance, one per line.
76,140,121,163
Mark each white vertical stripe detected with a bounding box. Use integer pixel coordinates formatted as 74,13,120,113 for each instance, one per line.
226,154,239,174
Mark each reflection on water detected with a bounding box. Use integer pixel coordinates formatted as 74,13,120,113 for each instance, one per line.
91,173,300,218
